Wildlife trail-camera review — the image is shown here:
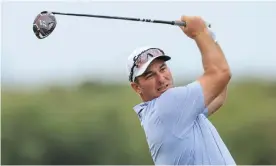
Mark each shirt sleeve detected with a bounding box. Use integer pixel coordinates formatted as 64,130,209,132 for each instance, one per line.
203,108,209,117
156,81,208,137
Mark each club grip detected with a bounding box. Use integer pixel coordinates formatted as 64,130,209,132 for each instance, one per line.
173,21,186,27
175,20,211,28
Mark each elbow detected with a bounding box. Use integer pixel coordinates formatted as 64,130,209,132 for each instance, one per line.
216,64,232,84
209,66,232,84
220,67,232,83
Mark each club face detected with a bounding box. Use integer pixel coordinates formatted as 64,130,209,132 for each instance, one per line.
33,11,57,39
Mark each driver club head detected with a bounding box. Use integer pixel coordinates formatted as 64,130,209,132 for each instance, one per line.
33,11,57,39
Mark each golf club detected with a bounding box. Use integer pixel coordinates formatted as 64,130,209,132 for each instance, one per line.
33,11,211,39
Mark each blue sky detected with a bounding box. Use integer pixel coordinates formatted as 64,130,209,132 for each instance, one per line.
2,1,276,86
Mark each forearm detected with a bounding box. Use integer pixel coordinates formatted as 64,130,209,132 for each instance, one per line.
204,41,230,116
207,86,228,116
195,28,231,106
195,30,230,75
178,16,231,115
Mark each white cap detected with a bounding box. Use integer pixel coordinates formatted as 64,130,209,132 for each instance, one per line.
126,46,171,82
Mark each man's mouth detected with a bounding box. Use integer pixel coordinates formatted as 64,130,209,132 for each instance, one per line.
157,84,169,92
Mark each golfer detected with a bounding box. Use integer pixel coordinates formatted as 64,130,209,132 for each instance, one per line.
126,16,236,165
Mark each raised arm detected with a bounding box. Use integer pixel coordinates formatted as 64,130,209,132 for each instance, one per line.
205,42,230,116
180,16,231,111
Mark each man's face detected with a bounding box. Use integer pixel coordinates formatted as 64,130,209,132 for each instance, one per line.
131,58,174,101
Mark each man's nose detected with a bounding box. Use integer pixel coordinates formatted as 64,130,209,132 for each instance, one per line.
156,73,166,83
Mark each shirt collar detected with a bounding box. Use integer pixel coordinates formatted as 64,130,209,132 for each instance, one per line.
133,102,149,114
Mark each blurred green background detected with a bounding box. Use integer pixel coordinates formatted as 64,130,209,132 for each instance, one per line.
2,79,276,165
2,1,276,165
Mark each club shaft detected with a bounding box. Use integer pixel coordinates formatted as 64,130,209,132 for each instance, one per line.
51,12,186,27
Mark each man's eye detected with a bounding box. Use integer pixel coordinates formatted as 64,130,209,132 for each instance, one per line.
160,67,166,72
146,74,153,79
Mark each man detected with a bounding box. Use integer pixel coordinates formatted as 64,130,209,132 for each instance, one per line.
126,16,236,165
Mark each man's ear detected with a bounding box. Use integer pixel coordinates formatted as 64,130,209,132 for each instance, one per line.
131,82,141,94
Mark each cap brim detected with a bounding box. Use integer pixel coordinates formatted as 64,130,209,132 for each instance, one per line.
135,55,171,78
